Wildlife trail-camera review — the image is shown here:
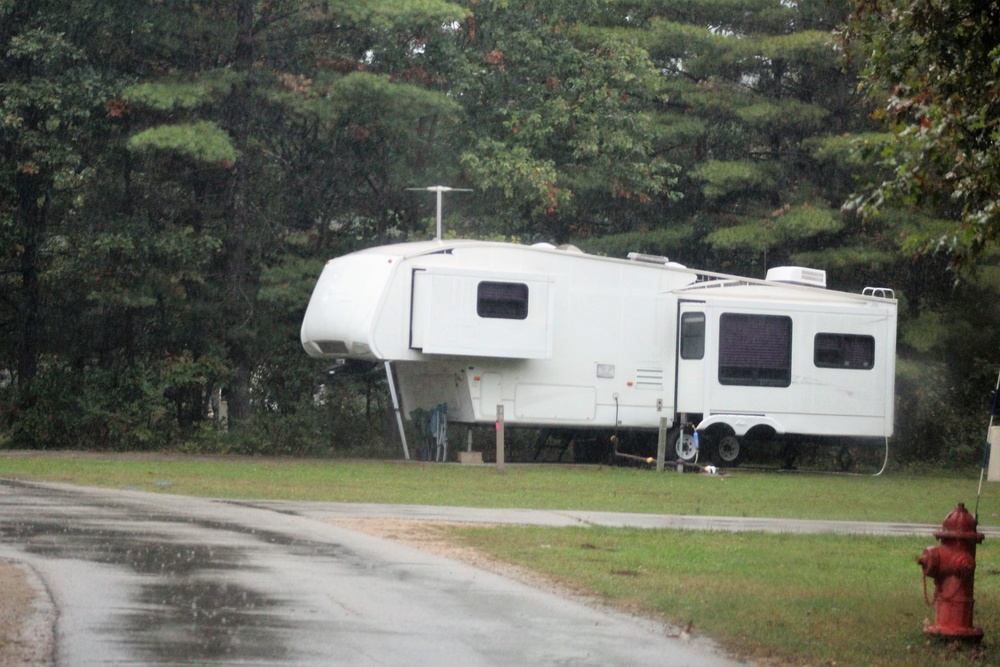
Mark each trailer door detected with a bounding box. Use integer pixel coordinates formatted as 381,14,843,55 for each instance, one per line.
676,302,708,416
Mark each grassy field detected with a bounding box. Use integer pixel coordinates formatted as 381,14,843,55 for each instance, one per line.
2,452,1000,666
452,525,1000,667
1,452,997,524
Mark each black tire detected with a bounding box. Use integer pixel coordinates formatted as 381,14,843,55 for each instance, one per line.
715,434,741,467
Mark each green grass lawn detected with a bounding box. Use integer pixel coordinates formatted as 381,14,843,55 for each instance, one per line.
1,452,996,524
450,524,1000,667
2,452,1000,666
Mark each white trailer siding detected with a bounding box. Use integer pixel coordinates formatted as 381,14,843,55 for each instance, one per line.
350,242,695,429
410,267,555,358
678,291,896,438
301,240,897,445
300,250,401,359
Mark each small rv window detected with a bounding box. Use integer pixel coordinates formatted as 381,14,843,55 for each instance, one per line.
477,281,529,320
718,313,792,387
680,312,705,360
814,334,875,369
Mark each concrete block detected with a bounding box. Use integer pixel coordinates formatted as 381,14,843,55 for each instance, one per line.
458,451,483,465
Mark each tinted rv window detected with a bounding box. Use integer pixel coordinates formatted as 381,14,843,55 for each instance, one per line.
477,282,529,319
814,334,875,369
680,312,705,360
718,313,792,387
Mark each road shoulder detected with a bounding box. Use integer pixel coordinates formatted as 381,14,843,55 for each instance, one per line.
0,560,56,666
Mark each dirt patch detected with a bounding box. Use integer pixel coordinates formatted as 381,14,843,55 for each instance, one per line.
327,518,584,598
0,561,56,666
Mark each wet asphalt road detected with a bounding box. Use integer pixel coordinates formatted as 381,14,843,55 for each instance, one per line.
0,480,746,667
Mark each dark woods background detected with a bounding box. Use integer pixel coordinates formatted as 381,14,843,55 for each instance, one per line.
2,0,998,465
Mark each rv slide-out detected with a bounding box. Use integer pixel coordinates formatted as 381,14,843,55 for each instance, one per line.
301,240,897,464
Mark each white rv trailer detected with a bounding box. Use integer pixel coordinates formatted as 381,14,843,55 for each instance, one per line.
301,239,897,464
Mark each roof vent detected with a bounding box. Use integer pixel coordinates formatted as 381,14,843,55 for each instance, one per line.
765,266,827,288
627,251,670,265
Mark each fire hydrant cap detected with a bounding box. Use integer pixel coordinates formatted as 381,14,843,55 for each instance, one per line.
934,503,985,542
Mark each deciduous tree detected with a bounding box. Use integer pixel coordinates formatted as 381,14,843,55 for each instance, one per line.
844,0,1000,266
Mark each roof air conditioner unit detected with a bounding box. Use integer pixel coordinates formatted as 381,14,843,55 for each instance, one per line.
765,266,827,288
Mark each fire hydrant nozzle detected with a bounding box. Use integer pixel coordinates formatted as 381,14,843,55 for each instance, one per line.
917,503,985,641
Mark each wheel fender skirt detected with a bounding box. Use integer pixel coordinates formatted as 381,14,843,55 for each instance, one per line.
695,415,784,437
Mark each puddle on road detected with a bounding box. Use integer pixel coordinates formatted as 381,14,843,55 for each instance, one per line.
0,484,348,665
122,580,292,663
2,521,242,576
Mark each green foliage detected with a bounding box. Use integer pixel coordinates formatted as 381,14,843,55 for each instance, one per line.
809,132,879,163
0,0,994,469
128,121,238,164
651,114,708,148
736,99,828,135
771,204,842,239
757,29,837,66
900,312,945,353
575,226,697,259
314,71,461,118
5,26,83,63
330,0,468,30
893,358,984,465
789,245,896,274
844,0,1000,265
123,70,243,111
185,368,394,458
461,142,566,217
9,362,176,450
452,5,681,238
0,28,107,176
693,160,775,199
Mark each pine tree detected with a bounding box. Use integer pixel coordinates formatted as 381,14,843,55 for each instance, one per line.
0,1,116,399
566,1,863,277
120,0,466,425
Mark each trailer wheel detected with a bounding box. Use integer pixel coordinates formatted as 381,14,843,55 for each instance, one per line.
716,435,741,466
673,429,698,462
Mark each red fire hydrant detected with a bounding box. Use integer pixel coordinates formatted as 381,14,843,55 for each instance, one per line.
917,503,985,641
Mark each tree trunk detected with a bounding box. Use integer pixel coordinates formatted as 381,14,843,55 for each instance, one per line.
221,0,259,424
15,172,44,394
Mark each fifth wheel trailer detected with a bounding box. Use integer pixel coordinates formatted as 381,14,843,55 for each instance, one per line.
301,240,897,465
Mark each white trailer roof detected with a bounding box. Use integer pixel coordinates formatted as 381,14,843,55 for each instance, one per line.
345,239,895,307
675,278,896,307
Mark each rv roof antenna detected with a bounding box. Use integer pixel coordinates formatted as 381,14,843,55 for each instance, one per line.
406,185,472,240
